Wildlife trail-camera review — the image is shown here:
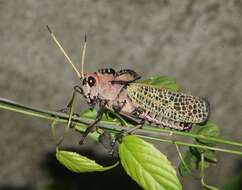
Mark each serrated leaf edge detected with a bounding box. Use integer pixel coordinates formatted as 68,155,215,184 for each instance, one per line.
119,136,182,190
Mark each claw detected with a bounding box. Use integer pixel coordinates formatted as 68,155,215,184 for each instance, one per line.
79,135,85,145
111,129,125,148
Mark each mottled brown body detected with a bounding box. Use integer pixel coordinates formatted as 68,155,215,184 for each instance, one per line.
80,68,209,131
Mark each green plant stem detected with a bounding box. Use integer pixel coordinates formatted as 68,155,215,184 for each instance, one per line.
141,125,242,148
136,135,242,156
1,98,242,156
175,143,192,173
201,154,219,190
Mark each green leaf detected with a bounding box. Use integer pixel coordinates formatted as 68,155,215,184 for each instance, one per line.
178,152,212,177
178,150,198,177
79,108,128,126
79,108,98,119
76,109,100,135
203,150,217,163
119,135,182,190
56,150,118,173
140,75,180,92
179,122,219,177
194,122,219,165
195,122,220,145
191,147,217,164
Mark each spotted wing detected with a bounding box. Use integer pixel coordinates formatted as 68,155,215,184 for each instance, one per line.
127,83,209,123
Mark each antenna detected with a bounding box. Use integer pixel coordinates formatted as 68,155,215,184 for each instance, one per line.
80,34,87,78
46,25,81,78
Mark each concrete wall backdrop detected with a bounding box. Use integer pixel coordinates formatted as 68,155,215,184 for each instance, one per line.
0,0,242,189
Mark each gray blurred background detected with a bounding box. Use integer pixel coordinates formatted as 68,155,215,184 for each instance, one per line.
0,0,242,189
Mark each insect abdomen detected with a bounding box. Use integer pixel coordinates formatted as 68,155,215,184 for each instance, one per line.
127,83,209,124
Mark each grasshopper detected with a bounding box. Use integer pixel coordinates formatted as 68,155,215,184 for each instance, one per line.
47,26,209,146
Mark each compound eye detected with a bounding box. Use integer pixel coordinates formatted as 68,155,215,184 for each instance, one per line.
87,76,96,87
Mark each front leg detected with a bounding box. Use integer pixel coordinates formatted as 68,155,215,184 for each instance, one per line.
79,108,104,145
59,85,82,114
79,100,108,145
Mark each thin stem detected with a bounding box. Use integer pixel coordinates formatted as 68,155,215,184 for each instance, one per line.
141,125,242,148
175,143,191,174
51,119,58,145
201,154,219,190
136,135,242,156
1,98,242,156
